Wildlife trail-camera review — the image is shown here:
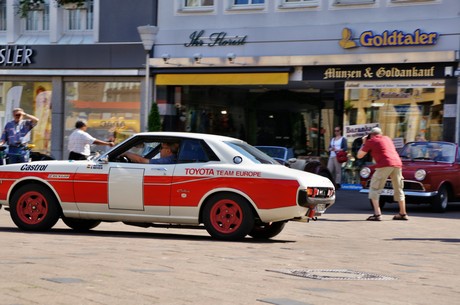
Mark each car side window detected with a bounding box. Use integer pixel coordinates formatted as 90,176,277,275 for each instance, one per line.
177,139,209,163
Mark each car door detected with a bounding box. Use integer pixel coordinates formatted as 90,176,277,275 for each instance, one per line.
74,137,177,216
108,162,175,215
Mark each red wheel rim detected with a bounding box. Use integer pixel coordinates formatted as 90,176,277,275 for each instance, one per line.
209,199,243,233
15,191,49,225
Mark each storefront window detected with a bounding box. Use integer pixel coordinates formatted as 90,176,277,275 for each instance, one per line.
64,82,141,155
342,79,445,185
0,81,52,154
157,85,335,158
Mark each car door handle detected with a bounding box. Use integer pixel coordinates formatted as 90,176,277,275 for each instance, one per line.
152,167,167,171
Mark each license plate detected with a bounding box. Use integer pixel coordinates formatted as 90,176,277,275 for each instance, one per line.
381,189,394,196
315,203,327,213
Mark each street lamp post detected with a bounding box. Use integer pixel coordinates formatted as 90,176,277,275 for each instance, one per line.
137,25,159,131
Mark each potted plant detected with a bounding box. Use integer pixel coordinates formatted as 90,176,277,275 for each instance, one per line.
55,0,87,10
17,0,45,18
148,102,162,132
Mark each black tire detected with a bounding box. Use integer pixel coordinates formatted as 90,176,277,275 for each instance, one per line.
203,193,255,241
249,221,286,239
10,184,60,231
369,199,386,210
431,185,448,213
62,216,101,232
318,169,335,185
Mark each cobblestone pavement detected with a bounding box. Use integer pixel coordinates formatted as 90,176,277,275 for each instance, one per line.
0,190,459,305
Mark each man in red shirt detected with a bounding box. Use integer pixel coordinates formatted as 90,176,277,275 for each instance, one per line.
357,127,408,221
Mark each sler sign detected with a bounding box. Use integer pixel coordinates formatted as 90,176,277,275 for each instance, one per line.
0,46,34,66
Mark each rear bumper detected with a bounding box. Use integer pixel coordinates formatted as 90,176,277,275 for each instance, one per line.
360,189,437,197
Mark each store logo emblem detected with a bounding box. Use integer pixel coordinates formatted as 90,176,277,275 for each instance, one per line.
339,28,438,49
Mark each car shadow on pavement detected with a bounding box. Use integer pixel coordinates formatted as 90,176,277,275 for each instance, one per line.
0,226,296,244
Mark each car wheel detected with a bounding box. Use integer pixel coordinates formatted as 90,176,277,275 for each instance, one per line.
62,216,101,232
318,169,335,184
249,221,286,239
431,185,448,213
10,184,60,231
203,193,255,241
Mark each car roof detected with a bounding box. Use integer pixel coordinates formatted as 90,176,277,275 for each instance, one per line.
135,132,243,143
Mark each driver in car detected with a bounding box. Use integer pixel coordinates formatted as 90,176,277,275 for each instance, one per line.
122,142,178,164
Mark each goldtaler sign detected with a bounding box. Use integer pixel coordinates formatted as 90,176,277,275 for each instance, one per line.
339,28,438,49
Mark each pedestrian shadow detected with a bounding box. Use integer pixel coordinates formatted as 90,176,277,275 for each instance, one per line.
390,237,460,243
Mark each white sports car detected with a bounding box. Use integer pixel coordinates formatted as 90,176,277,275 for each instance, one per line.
0,132,335,240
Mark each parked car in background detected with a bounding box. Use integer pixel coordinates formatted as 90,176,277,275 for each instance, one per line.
255,146,334,184
359,141,460,212
0,132,335,241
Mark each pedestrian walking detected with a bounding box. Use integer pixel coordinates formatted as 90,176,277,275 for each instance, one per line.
68,121,114,160
357,127,408,221
0,108,39,164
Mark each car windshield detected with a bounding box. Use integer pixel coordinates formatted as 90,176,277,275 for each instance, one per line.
399,142,456,163
224,141,278,164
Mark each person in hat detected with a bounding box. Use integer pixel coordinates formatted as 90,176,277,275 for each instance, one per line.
357,127,408,221
0,108,39,164
67,121,114,160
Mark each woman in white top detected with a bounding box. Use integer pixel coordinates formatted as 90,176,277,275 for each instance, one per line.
327,126,348,188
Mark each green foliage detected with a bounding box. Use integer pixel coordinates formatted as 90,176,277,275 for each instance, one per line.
17,0,45,18
148,102,162,132
55,0,86,7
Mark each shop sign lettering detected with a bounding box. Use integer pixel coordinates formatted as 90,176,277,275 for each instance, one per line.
360,29,438,47
185,30,247,47
0,46,34,66
323,66,435,80
185,168,261,177
339,28,438,49
20,164,48,171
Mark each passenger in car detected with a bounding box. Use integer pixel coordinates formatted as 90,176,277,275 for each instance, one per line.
122,142,179,164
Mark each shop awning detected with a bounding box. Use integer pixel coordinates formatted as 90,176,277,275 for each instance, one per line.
156,72,289,85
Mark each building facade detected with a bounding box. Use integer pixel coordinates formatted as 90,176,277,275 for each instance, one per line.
0,0,155,159
151,0,459,184
0,0,459,172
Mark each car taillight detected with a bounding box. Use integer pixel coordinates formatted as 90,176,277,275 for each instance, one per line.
306,187,334,198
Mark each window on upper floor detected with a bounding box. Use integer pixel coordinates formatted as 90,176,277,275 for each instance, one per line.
279,0,319,9
25,0,50,32
234,0,265,5
390,0,437,3
0,0,6,31
333,0,375,5
64,0,93,31
284,0,316,2
184,0,214,7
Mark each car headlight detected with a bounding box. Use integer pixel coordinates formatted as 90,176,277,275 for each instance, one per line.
414,169,426,181
360,167,371,179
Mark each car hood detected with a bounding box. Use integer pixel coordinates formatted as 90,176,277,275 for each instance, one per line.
256,164,334,188
401,161,454,170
